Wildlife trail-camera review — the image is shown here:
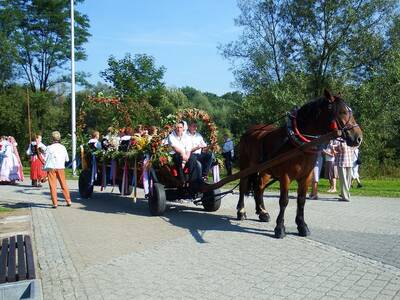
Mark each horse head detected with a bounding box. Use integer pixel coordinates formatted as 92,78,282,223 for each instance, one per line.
297,89,363,147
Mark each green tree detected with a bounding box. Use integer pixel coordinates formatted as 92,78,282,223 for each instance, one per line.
0,0,90,92
165,88,189,108
221,0,400,96
0,33,16,89
100,53,166,104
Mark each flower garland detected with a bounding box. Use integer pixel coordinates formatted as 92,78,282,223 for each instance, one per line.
79,105,220,171
77,92,124,144
175,108,220,153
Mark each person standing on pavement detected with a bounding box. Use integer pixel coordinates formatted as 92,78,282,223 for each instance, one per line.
323,139,339,193
309,145,324,200
335,138,354,202
222,134,234,176
26,134,47,187
351,146,363,188
43,131,72,208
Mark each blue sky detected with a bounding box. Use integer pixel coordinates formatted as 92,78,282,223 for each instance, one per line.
76,0,241,96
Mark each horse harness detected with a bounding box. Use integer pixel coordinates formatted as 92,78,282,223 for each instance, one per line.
286,100,359,151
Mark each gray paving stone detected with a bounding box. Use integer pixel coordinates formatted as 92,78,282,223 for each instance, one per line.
2,180,400,299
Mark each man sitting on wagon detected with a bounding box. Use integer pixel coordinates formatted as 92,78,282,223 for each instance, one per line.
186,121,214,181
168,121,203,188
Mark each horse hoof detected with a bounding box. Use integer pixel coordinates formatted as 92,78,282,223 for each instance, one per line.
258,212,270,222
237,211,247,221
274,226,286,239
298,225,311,237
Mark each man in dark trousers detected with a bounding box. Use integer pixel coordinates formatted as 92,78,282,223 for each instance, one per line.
222,134,234,176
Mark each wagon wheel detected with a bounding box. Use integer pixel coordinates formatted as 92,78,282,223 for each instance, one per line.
148,183,166,216
79,169,94,199
201,188,221,212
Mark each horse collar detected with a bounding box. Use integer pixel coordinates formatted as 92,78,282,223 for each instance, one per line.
286,110,318,152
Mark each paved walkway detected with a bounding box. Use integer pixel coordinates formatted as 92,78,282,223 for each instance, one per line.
1,179,400,299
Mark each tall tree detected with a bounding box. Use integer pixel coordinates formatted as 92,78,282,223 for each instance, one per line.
221,0,400,96
0,33,16,89
100,53,166,104
0,0,90,92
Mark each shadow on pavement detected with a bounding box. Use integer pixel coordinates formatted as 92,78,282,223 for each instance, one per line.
70,190,278,242
8,187,300,242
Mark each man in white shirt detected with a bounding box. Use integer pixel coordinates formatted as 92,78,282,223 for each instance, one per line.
168,121,201,185
44,131,72,208
186,121,213,180
222,134,234,176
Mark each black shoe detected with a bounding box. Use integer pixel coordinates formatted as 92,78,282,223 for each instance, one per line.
338,197,350,202
357,183,363,188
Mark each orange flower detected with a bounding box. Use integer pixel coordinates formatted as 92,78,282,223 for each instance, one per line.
159,156,168,166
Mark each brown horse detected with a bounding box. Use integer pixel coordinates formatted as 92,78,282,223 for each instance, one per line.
237,90,363,238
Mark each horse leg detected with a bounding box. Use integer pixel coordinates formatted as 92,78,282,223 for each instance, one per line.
255,173,271,222
274,175,290,239
296,175,312,237
236,178,248,220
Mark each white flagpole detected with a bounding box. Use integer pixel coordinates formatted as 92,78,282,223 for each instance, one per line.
71,0,77,176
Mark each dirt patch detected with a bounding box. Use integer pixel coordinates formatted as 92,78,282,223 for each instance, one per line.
0,208,31,238
0,208,30,218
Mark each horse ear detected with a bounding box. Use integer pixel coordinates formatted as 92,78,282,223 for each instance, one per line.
324,89,335,103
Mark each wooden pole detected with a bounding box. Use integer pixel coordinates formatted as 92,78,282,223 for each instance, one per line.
201,130,342,193
133,157,137,203
26,88,32,142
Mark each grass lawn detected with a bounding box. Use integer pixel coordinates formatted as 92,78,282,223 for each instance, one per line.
23,167,77,180
0,206,13,214
22,166,400,198
220,168,400,198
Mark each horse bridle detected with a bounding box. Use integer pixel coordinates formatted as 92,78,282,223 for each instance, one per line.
287,100,359,150
330,102,360,133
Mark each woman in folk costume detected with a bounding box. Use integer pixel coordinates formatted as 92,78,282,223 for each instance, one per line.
88,130,102,151
0,136,24,183
0,136,5,167
26,134,47,187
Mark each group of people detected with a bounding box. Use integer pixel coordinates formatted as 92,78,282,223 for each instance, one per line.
310,138,362,202
0,136,24,183
86,121,215,191
167,120,214,188
87,125,158,152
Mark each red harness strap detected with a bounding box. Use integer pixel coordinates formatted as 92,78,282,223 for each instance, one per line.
330,120,338,130
292,117,311,143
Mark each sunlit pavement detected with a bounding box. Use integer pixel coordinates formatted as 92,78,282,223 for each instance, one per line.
1,179,400,299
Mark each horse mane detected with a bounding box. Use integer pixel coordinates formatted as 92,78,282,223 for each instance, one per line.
297,97,326,121
243,124,276,138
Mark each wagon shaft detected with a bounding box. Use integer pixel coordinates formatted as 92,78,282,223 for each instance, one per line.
201,130,342,193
